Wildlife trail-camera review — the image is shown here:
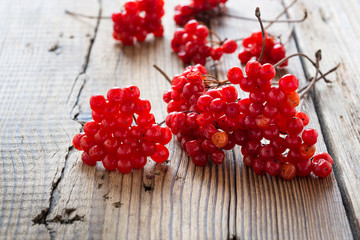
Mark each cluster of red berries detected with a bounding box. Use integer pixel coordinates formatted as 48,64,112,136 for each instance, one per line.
171,20,237,65
163,64,245,166
231,60,332,179
174,0,227,25
72,86,171,173
238,31,288,67
112,0,164,45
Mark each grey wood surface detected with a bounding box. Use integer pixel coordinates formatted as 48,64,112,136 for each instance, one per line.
0,0,358,239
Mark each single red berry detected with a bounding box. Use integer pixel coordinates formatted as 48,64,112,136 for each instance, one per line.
312,159,332,177
151,144,169,163
227,67,243,84
73,133,85,150
313,152,333,165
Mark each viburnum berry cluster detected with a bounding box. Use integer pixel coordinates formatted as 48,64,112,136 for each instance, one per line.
112,0,164,45
174,0,227,25
162,64,245,166
171,19,237,65
232,60,333,179
238,31,288,67
72,86,171,173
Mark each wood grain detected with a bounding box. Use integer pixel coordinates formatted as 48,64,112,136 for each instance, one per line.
285,0,360,237
0,0,100,239
0,0,357,239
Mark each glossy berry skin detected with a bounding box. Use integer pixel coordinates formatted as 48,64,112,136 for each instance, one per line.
227,67,243,84
279,74,299,93
312,159,332,177
313,152,333,165
171,19,236,65
112,0,164,45
174,0,227,26
238,31,288,67
302,129,318,145
296,160,312,177
73,133,84,150
81,152,97,166
265,160,282,176
211,150,225,164
280,163,296,180
73,86,172,174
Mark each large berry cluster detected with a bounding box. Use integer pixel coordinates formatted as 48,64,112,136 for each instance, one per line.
171,20,237,65
72,86,171,173
174,0,227,25
112,0,164,45
163,64,243,166
238,31,287,67
233,60,333,179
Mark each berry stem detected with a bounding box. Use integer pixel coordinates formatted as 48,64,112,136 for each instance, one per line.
273,52,331,82
264,0,305,29
157,120,165,126
299,50,321,99
65,10,111,19
298,63,339,93
132,114,137,124
255,7,266,63
153,65,172,85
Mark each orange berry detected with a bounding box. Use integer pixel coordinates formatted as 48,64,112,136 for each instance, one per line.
280,163,296,180
299,144,316,159
211,131,229,148
285,92,300,108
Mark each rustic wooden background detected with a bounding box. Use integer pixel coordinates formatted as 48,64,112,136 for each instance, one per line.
0,0,359,239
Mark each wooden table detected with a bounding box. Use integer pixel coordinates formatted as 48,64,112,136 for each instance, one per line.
1,0,359,239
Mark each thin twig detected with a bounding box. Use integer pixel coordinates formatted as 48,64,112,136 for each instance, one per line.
255,8,265,62
65,10,111,19
265,0,297,29
298,64,340,93
299,50,321,99
273,52,331,82
153,65,172,85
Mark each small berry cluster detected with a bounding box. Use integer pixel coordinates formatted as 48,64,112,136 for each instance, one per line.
232,60,333,179
72,86,171,173
163,64,242,166
174,0,227,25
171,20,237,65
238,31,287,67
112,0,164,45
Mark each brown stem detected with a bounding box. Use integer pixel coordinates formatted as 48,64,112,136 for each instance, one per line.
273,52,330,82
298,63,339,93
299,50,321,99
255,8,265,63
265,0,299,29
65,10,111,19
132,114,137,124
157,120,165,126
153,65,172,85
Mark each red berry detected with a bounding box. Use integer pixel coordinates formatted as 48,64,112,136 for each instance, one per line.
151,144,169,163
312,159,332,177
73,133,85,150
313,152,333,165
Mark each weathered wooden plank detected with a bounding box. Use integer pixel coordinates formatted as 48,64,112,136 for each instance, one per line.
0,0,99,239
213,0,353,239
285,0,360,237
47,1,354,240
0,0,357,239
